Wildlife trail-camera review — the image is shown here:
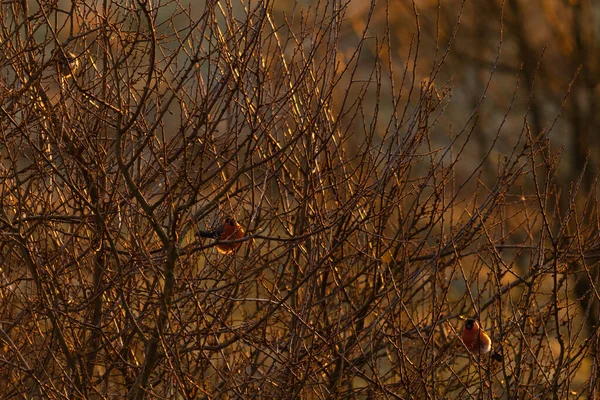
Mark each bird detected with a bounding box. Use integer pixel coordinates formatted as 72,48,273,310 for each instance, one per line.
55,49,80,79
197,217,245,254
462,318,502,362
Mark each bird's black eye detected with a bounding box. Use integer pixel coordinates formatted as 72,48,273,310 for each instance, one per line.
465,319,475,330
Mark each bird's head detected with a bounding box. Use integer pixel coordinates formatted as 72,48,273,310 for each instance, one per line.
224,217,237,226
465,318,478,331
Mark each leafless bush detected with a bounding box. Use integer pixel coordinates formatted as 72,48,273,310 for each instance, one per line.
0,0,598,398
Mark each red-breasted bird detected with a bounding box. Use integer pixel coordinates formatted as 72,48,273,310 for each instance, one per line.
197,217,245,254
462,318,502,362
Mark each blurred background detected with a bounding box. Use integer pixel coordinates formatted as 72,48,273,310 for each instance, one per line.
0,0,598,398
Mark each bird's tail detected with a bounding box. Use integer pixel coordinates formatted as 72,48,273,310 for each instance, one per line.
491,350,503,362
196,229,220,239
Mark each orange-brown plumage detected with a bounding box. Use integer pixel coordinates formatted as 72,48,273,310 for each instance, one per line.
197,218,245,254
462,319,502,361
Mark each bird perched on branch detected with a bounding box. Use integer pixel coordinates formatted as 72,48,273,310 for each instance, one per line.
55,49,79,79
462,318,502,362
197,217,245,254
